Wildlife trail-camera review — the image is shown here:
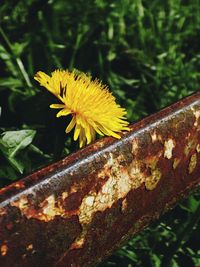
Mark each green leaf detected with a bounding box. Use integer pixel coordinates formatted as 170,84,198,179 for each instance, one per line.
0,130,36,173
12,42,28,57
6,156,24,174
0,129,36,158
0,77,23,89
150,253,161,267
179,196,199,213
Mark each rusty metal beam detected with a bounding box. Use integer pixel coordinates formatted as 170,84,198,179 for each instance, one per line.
0,93,200,267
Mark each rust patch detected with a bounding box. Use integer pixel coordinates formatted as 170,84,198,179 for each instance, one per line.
11,194,77,222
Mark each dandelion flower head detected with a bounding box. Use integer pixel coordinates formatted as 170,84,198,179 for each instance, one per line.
34,70,130,147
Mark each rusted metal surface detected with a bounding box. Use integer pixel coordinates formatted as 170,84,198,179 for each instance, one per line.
0,93,200,267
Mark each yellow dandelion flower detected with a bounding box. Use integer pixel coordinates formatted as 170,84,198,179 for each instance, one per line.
34,70,130,148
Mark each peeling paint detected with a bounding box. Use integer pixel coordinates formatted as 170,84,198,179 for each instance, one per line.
84,196,95,207
184,138,197,156
188,153,197,174
62,192,68,200
79,159,131,226
128,161,146,188
11,194,74,222
145,167,162,190
164,139,175,159
72,153,163,249
121,198,128,213
196,144,200,153
151,131,158,142
132,139,139,154
11,196,28,210
193,109,200,127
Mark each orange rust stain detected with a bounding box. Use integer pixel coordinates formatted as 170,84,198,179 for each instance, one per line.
11,194,77,222
70,187,78,194
14,181,25,189
70,237,85,250
1,244,8,256
11,196,29,210
26,244,33,251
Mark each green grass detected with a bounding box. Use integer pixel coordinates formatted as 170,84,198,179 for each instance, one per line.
0,0,200,266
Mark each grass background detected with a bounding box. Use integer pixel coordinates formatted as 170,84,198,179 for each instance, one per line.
0,0,199,266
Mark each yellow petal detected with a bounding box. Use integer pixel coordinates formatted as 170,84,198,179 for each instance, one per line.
34,69,130,148
56,109,72,117
74,123,81,141
50,104,66,109
65,116,76,133
79,128,86,148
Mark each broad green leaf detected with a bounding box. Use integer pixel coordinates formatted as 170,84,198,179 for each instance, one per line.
0,130,36,173
0,129,36,158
